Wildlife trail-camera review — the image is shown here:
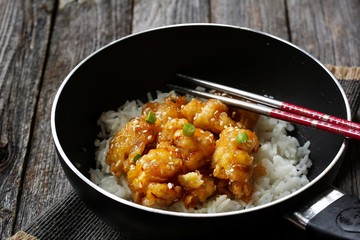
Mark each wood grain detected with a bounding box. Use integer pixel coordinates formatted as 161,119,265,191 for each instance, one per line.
132,0,210,33
211,0,289,40
0,1,54,238
287,0,360,66
1,0,359,239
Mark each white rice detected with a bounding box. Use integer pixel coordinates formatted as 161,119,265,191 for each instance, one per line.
90,90,312,213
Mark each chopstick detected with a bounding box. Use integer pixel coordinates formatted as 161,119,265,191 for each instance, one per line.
168,74,360,140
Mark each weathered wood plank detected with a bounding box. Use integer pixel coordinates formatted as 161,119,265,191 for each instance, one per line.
132,0,210,33
13,0,133,235
287,0,360,66
326,0,360,66
210,0,288,40
0,0,54,239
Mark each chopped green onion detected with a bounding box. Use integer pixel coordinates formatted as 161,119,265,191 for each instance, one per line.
236,132,249,144
182,123,195,137
133,153,141,162
145,111,156,124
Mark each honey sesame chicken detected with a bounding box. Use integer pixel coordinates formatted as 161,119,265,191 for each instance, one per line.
142,94,187,125
158,117,216,171
105,116,159,176
181,98,246,134
178,171,217,208
105,94,262,208
127,147,183,206
212,127,260,199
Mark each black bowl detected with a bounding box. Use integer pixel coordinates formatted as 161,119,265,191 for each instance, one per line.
51,23,350,239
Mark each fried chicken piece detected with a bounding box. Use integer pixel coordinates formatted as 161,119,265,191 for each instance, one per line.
142,182,182,207
158,117,216,171
178,171,216,208
230,108,260,130
211,91,260,130
127,146,183,206
211,127,260,199
142,94,187,125
173,127,215,171
181,98,245,134
157,118,188,143
105,117,159,176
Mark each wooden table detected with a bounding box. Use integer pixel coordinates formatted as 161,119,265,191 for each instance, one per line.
1,0,359,239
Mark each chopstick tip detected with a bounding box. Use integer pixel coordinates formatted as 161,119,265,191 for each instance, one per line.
174,72,188,79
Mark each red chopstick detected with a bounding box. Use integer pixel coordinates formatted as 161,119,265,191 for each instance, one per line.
169,74,360,140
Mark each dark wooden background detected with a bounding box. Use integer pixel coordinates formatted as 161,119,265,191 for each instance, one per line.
1,0,359,239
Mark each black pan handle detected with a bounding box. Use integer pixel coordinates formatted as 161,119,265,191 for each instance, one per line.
285,185,360,239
